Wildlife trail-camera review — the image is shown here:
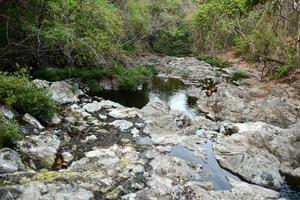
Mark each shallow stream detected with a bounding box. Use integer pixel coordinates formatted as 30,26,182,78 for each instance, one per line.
94,76,300,198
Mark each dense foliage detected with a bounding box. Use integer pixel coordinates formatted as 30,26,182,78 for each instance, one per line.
0,114,21,148
33,65,156,91
0,73,56,119
191,0,300,76
1,0,299,77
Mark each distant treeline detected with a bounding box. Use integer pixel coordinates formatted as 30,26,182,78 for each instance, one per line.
1,0,299,76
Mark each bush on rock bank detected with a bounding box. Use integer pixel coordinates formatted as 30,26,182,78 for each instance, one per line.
0,114,21,148
0,73,56,119
33,65,157,91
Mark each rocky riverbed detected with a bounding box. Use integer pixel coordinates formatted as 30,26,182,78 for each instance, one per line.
0,56,299,200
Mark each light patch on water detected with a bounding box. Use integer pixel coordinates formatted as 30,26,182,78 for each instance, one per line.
168,92,196,118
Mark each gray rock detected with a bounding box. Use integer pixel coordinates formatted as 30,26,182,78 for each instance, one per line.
17,134,61,169
0,106,16,120
98,114,107,120
0,189,14,200
68,145,120,172
48,114,62,125
82,101,103,113
33,79,50,89
246,87,299,128
182,178,281,200
0,148,25,174
122,193,137,200
131,128,139,137
110,120,133,131
22,113,45,130
83,100,122,113
108,107,138,119
2,182,94,200
150,154,201,181
49,81,83,104
62,151,73,163
139,95,169,120
83,135,97,143
214,128,284,188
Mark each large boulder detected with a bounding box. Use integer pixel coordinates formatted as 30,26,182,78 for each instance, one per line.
139,95,169,120
213,122,297,188
195,83,248,122
17,134,61,169
245,87,299,128
49,81,83,104
0,148,25,174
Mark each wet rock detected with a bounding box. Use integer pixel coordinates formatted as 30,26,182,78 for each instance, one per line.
49,81,83,104
22,113,45,130
110,120,133,131
2,182,94,200
0,148,25,174
17,134,61,169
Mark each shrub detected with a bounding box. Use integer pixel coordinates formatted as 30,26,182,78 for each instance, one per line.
33,65,157,91
115,65,157,90
0,73,56,119
232,70,249,81
234,26,282,60
197,55,231,68
149,24,192,56
1,0,124,68
272,66,290,79
191,0,247,53
0,116,21,148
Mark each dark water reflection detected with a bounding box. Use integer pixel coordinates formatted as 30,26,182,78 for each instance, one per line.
92,77,192,109
280,174,300,200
